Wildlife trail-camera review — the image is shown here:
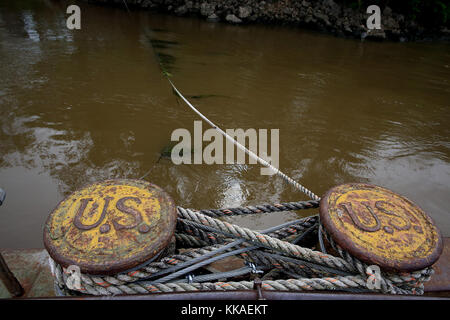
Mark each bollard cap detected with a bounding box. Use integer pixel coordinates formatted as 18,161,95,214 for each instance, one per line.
320,183,443,272
43,179,177,275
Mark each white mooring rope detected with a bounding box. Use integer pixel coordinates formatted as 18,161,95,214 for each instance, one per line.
168,79,320,201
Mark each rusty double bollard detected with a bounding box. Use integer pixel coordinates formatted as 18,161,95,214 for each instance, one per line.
0,188,24,297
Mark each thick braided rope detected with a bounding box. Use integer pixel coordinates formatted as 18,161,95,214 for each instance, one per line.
175,233,211,248
176,215,319,248
52,258,422,296
176,211,433,295
49,215,433,296
267,216,318,239
177,207,356,273
85,277,370,295
176,219,225,246
175,225,317,251
49,234,429,296
176,221,324,278
48,204,434,296
244,251,330,279
322,229,433,283
54,215,321,290
51,244,234,290
51,257,371,296
79,276,372,295
49,219,355,295
321,228,401,294
321,227,433,295
197,200,320,218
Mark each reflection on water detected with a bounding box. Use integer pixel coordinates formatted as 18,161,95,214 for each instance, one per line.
0,1,449,248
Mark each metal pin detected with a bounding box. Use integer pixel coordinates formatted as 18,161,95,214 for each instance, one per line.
247,262,264,274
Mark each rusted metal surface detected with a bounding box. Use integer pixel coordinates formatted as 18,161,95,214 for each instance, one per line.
0,249,54,298
425,237,450,292
0,254,24,297
320,183,443,272
0,187,24,297
43,179,177,275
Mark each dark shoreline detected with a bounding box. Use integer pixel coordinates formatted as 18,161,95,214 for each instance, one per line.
86,0,450,42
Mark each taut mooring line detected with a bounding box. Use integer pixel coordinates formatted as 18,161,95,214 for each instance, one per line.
131,3,320,200
166,79,320,200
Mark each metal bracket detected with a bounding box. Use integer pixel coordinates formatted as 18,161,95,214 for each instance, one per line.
186,274,194,284
246,262,264,274
253,277,266,300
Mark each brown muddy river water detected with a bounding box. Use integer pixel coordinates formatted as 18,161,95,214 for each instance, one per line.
0,1,449,248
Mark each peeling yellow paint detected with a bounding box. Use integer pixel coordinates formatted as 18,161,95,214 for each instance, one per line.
44,179,176,274
323,184,441,270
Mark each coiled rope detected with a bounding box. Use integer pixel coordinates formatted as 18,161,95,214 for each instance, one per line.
48,200,433,297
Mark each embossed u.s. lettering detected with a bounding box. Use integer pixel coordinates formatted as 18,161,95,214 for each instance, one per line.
72,196,149,233
339,201,418,235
